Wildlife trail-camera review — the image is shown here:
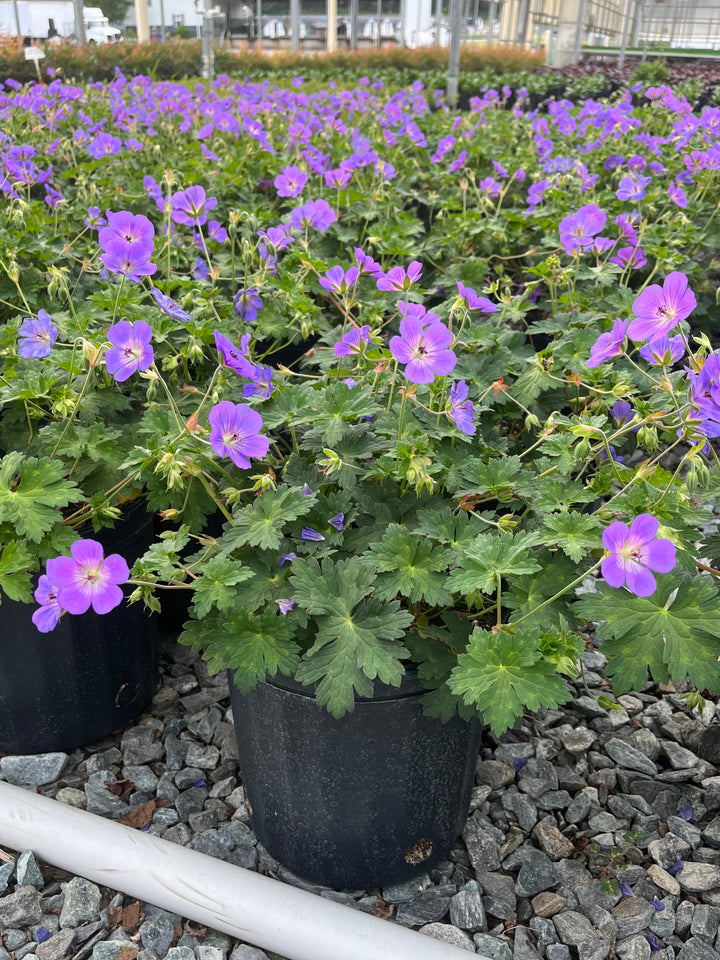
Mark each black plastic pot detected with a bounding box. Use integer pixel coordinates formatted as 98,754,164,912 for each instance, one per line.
230,670,482,890
0,501,159,755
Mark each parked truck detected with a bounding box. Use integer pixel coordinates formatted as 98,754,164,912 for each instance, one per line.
0,2,122,42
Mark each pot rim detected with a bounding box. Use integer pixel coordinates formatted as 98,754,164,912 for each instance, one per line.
256,666,427,703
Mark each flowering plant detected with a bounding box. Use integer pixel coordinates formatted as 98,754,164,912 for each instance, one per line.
3,73,720,734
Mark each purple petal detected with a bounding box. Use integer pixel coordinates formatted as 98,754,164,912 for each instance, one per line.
601,555,627,589
301,527,325,542
279,552,297,566
624,562,657,598
679,805,693,821
628,514,659,544
619,882,633,897
602,521,630,553
668,857,684,876
512,756,526,772
644,538,676,574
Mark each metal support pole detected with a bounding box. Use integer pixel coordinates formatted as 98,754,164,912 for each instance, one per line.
572,0,587,63
399,0,405,45
326,0,337,50
349,0,358,48
618,0,633,67
487,0,496,42
447,0,462,106
11,0,21,38
376,0,381,44
256,0,262,42
202,0,214,78
290,0,300,50
159,0,165,40
134,0,148,41
642,0,653,60
435,0,442,45
74,0,87,42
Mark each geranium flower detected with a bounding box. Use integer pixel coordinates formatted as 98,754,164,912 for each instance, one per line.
288,199,336,232
31,575,62,633
610,246,647,270
276,599,295,614
207,221,228,243
301,527,325,541
243,365,274,399
601,514,676,597
586,319,628,368
102,238,157,282
171,185,217,227
234,288,263,322
334,325,373,357
275,165,307,198
319,266,359,295
669,182,688,208
88,133,122,158
325,168,352,189
457,281,499,312
616,175,652,201
559,204,607,255
328,513,344,531
208,401,269,469
17,310,57,359
99,211,154,252
449,380,476,435
105,321,154,382
376,261,422,293
150,288,191,323
628,272,696,342
214,330,254,377
639,335,684,367
390,318,456,384
46,540,129,616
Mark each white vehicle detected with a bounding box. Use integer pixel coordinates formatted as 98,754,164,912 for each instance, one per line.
0,1,122,42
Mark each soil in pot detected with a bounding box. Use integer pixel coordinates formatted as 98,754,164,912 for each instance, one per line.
230,670,482,890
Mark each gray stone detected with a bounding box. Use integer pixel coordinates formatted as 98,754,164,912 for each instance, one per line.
394,887,453,927
122,766,159,793
175,768,206,791
676,900,696,935
703,818,720,847
165,949,194,960
477,872,517,921
632,729,661,761
35,930,75,960
139,912,179,957
184,744,219,769
566,788,596,825
476,761,515,790
120,726,163,765
531,893,568,917
472,933,513,960
612,898,655,938
228,949,268,960
647,864,681,896
616,935,652,960
678,862,720,893
449,883,487,932
698,727,720,766
574,697,608,719
588,812,621,833
0,754,67,786
92,943,140,960
691,905,720,941
529,917,558,952
4,930,28,951
0,887,43,927
604,739,658,776
536,790,572,812
60,878,102,928
667,816,702,848
533,823,575,861
502,791,537,833
676,939,720,960
663,742,700,769
382,875,430,903
193,948,225,960
16,852,44,889
648,834,692,870
552,910,597,946
463,816,501,873
649,900,676,938
562,729,598,755
513,926,542,960
202,933,232,955
0,861,14,894
174,787,207,822
517,850,558,896
56,788,85,809
419,923,474,952
546,946,572,960
84,779,129,818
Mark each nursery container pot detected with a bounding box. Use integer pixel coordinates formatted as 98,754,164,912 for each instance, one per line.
0,501,159,755
230,670,482,890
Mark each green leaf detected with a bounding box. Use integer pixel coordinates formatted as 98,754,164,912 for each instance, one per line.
180,609,300,691
505,552,581,630
405,616,480,722
191,557,254,618
364,524,453,605
412,506,488,554
0,540,34,602
449,627,573,734
291,556,376,615
224,486,316,552
305,383,382,446
0,453,81,542
540,511,602,562
448,531,542,597
452,456,522,499
574,576,720,696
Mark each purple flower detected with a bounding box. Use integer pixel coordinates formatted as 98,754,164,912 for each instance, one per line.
377,261,423,293
616,213,639,245
214,330,254,378
324,168,352,189
609,246,647,270
328,513,344,531
610,401,634,426
288,199,336,232
449,380,476,435
616,175,652,202
320,265,360,295
301,527,325,541
618,882,633,898
99,211,154,252
334,325,373,357
679,806,693,820
17,310,57,359
639,335,685,367
431,135,456,163
101,238,157,282
194,258,210,281
390,318,457,385
668,857,684,876
207,221,228,243
456,281,499,312
601,514,676,598
195,779,206,787
171,186,217,227
234,288,263,322
260,225,294,251
628,272,696,342
46,540,129,616
652,898,664,911
512,756,527,772
526,179,549,210
279,552,296,566
586,319,629,368
644,935,661,952
243,365,274,399
31,575,62,633
88,133,122,158
478,177,502,198
559,204,607,255
449,151,467,173
276,598,295,614
208,401,270,470
105,321,154,382
354,247,383,276
302,484,313,496
275,165,307,198
150,288,191,323
669,182,688,208
36,929,51,945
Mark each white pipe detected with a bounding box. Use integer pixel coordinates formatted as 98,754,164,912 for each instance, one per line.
0,783,470,960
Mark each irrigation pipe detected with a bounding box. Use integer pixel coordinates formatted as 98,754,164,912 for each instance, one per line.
0,782,471,960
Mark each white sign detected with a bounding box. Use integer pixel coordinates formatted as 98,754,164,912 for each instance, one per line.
24,47,46,60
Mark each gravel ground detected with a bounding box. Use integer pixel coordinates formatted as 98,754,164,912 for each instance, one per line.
2,638,720,960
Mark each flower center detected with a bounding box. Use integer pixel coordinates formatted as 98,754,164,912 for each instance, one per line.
223,430,243,447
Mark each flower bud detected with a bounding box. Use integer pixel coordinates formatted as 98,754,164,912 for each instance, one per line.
637,425,658,453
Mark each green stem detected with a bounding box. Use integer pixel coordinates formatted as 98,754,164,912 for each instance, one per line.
510,559,603,629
